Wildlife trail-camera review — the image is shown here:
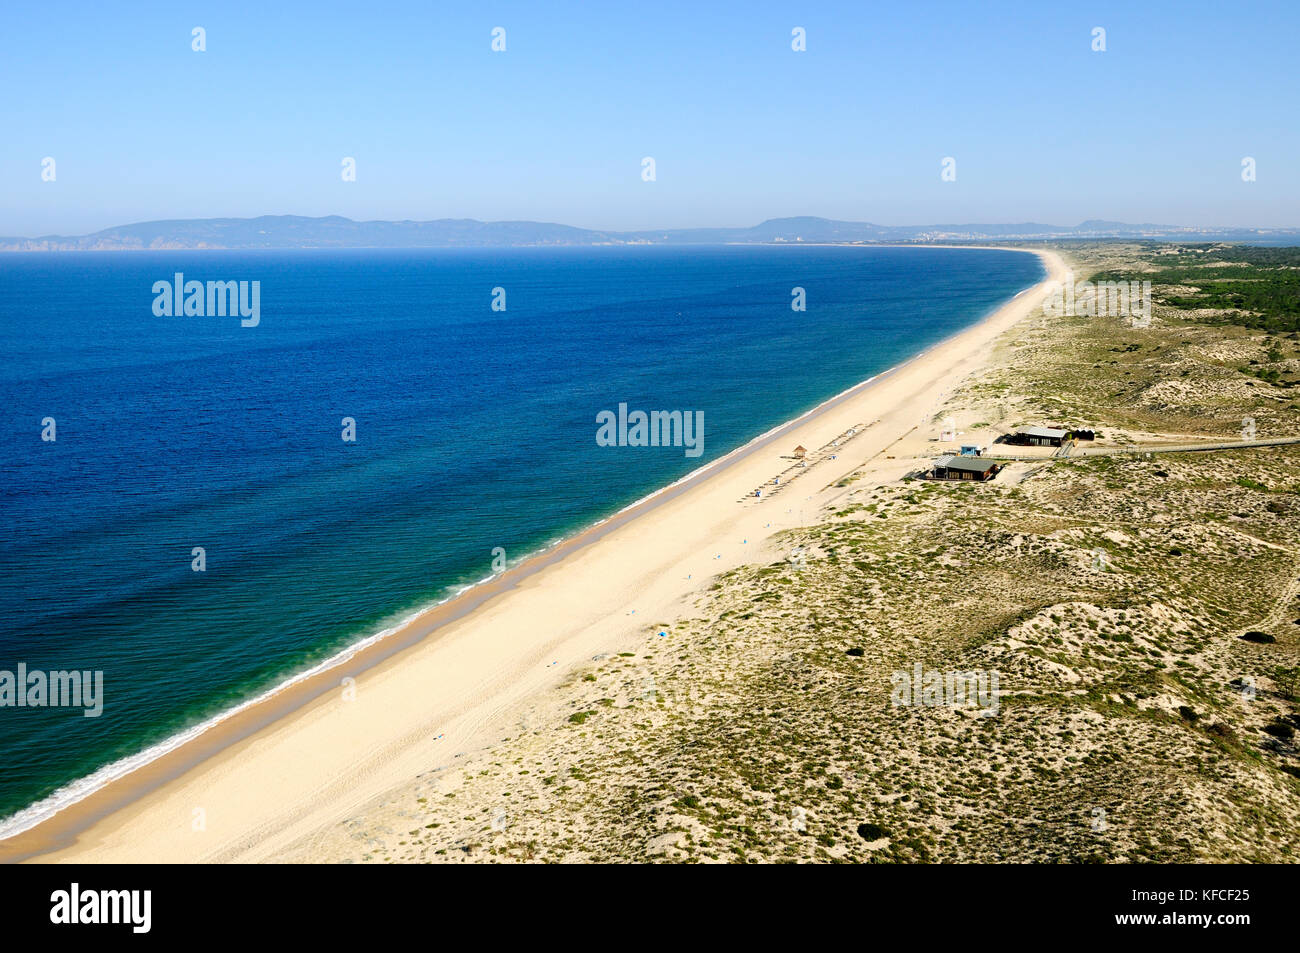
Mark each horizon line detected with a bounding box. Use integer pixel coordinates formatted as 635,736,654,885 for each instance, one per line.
11,211,1300,238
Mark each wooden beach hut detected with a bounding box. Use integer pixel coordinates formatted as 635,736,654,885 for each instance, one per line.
931,454,1000,482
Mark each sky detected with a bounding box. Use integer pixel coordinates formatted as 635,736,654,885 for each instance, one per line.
2,0,1299,236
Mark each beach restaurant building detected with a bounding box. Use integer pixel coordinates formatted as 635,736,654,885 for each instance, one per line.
931,454,1000,482
1009,426,1071,448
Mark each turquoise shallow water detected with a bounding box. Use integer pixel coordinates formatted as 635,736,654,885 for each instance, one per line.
0,244,1042,828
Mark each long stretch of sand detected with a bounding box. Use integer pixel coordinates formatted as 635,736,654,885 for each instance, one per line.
3,246,1067,863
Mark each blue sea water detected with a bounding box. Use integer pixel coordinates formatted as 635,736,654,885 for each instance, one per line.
0,244,1042,829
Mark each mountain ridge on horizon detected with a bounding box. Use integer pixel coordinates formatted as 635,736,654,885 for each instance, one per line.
4,214,1298,251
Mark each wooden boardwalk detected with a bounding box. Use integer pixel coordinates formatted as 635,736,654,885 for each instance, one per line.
990,436,1300,463
738,420,878,503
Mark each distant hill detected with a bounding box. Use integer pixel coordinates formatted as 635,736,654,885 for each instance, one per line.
3,214,1298,251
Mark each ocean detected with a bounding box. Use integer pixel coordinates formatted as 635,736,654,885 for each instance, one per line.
0,244,1043,832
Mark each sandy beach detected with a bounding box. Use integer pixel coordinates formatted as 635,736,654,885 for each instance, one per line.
2,246,1068,864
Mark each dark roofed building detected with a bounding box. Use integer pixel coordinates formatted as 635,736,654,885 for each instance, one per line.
1007,426,1071,447
931,454,1000,481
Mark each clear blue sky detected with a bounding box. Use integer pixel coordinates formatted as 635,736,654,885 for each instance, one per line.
2,0,1298,235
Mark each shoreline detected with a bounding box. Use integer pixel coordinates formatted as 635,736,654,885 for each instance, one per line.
0,334,896,849
1,245,1066,864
